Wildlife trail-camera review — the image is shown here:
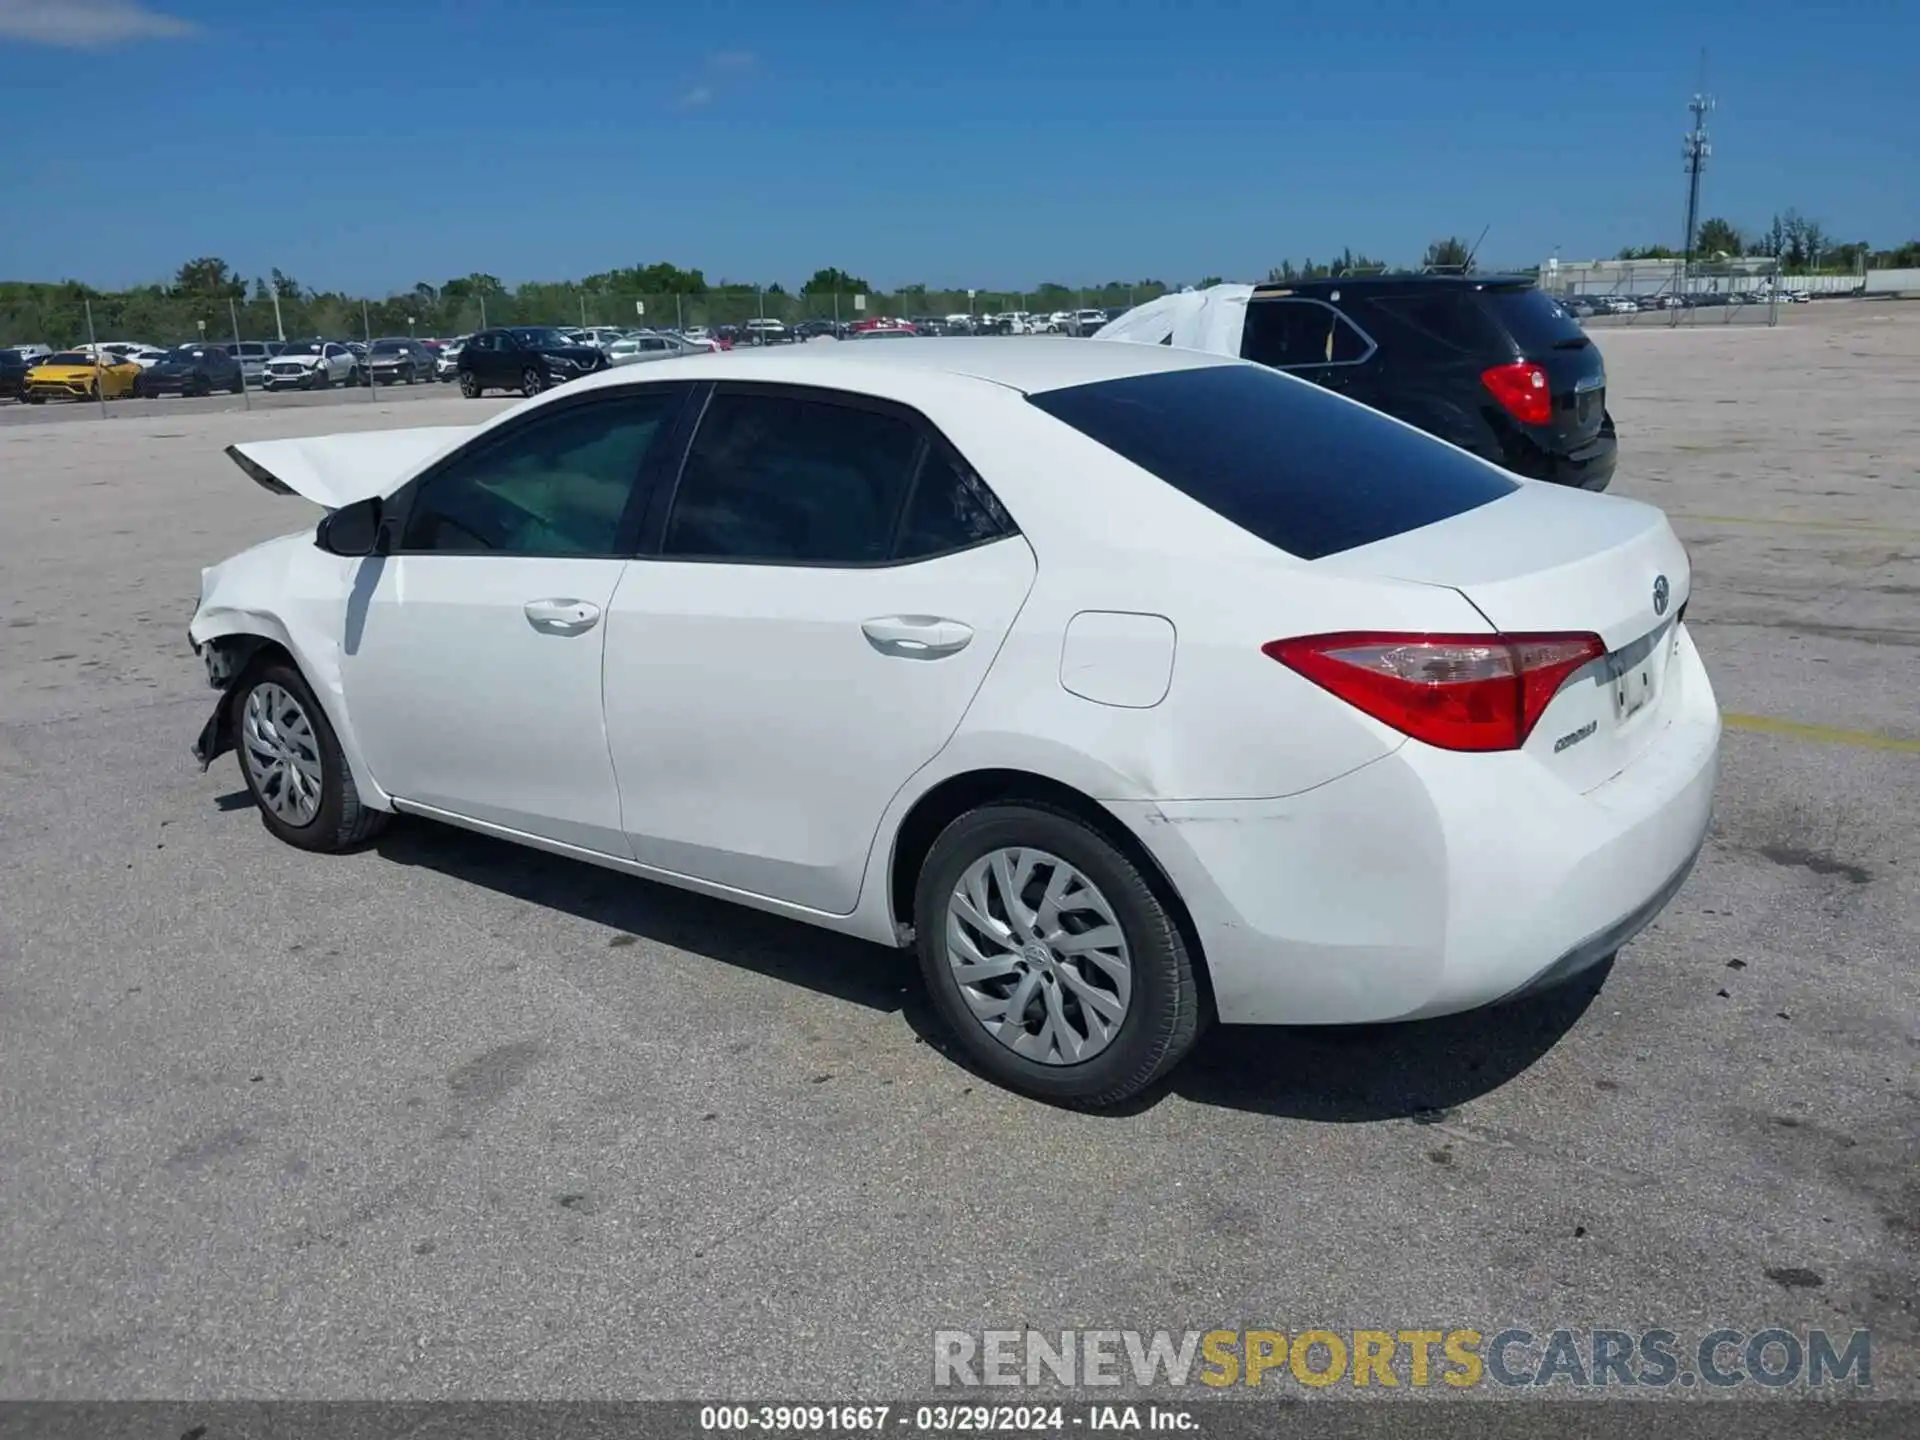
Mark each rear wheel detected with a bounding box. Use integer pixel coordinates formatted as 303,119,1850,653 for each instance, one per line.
231,660,389,853
520,366,545,397
913,803,1203,1107
459,370,482,398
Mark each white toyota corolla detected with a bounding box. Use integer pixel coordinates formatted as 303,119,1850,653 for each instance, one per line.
190,338,1719,1105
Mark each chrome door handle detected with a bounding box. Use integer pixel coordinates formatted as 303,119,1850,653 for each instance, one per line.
524,598,601,634
861,615,974,659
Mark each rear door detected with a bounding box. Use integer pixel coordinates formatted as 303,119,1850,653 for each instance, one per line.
603,383,1036,914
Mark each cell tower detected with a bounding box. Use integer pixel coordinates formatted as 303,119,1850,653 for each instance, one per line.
1681,62,1713,269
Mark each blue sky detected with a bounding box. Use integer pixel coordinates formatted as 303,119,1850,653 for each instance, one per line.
0,0,1913,294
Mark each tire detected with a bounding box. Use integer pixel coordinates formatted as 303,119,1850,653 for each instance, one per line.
403,367,416,385
315,367,332,390
459,370,482,399
229,377,245,395
230,659,389,853
521,367,545,397
346,366,362,388
913,803,1203,1107
86,381,100,401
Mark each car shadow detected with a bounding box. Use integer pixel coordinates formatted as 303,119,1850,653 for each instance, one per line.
371,818,912,1015
366,814,1604,1121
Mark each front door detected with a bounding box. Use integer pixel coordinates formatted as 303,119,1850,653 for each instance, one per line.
602,385,1037,914
340,385,691,853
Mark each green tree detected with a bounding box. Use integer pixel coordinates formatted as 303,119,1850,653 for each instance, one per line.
174,256,243,298
1197,275,1226,288
1422,236,1473,270
800,267,870,296
1695,218,1743,256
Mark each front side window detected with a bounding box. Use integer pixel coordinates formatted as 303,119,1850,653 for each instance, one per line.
1241,299,1371,368
662,393,923,564
401,392,680,555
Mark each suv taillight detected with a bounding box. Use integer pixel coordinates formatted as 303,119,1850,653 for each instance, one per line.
1264,631,1607,752
1481,361,1552,427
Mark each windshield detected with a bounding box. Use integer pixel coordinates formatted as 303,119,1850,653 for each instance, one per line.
1483,287,1591,352
370,339,412,354
283,343,324,356
509,327,571,347
43,352,92,365
166,347,212,362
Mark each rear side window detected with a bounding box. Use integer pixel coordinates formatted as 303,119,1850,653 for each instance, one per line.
1241,299,1371,368
663,393,923,564
1028,364,1516,561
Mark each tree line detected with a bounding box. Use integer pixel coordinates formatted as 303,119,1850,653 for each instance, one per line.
1617,211,1918,271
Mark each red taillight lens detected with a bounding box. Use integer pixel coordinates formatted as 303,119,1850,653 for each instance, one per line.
1263,631,1608,752
1481,360,1553,427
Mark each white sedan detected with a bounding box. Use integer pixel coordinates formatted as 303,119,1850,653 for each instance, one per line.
189,339,1718,1105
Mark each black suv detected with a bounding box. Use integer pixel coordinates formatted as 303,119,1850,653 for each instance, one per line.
136,343,246,398
1238,276,1616,490
457,327,608,398
0,348,31,400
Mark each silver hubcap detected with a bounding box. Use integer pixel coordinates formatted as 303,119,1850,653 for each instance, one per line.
241,683,323,826
945,848,1132,1066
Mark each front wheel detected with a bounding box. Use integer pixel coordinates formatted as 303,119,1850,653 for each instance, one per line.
459,370,482,398
231,660,389,852
345,366,361,388
913,803,1204,1107
520,366,545,397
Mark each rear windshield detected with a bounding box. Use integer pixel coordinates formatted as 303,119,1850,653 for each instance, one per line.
1481,287,1589,352
1028,364,1516,561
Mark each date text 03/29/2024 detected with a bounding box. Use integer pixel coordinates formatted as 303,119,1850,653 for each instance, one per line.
699,1406,1194,1433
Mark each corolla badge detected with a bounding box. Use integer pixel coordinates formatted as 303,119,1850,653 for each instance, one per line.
1653,574,1670,616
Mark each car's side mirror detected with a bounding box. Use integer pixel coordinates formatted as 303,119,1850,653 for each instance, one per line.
316,496,385,557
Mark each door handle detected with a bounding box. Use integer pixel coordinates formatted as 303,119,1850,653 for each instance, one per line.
861,615,973,659
524,598,602,634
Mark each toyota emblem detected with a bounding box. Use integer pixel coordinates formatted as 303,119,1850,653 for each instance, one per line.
1653,574,1670,616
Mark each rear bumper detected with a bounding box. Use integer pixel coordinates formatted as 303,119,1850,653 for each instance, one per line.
1111,629,1719,1025
1504,423,1618,492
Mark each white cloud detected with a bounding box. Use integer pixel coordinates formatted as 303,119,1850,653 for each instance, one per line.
0,0,194,47
710,49,757,72
680,85,714,107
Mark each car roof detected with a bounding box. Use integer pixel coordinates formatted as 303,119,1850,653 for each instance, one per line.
1253,274,1536,296
561,335,1238,400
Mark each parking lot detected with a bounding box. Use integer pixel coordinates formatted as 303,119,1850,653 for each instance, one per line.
1,302,1915,1400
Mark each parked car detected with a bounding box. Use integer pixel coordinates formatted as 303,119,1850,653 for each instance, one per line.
0,348,33,400
1065,309,1109,336
126,347,171,369
456,326,607,397
5,342,53,364
187,337,1715,1105
434,340,465,381
22,350,143,402
741,318,792,346
263,341,362,390
135,343,246,397
606,331,708,366
224,341,282,386
1096,275,1618,490
365,338,433,386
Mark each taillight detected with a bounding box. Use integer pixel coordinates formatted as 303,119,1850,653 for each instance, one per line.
1481,361,1552,426
1263,631,1607,752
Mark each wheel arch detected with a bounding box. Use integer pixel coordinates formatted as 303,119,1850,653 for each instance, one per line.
191,611,394,812
885,767,1215,1019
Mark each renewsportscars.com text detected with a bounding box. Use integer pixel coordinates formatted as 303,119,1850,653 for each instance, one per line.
933,1327,1872,1390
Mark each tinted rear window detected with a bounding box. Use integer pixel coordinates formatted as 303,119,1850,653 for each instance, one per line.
1482,287,1589,352
1027,364,1515,561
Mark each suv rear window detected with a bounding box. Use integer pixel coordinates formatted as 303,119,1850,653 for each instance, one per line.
1028,364,1515,561
1481,287,1589,352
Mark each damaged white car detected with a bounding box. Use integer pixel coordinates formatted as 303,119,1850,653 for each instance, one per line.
189,340,1717,1105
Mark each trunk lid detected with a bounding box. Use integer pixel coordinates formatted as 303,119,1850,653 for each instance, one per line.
1480,286,1607,449
1316,483,1691,789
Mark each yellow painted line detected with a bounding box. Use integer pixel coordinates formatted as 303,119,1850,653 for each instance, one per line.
1723,713,1920,754
1671,513,1920,539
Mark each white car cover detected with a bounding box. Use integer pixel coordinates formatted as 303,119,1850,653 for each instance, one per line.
1091,285,1254,355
